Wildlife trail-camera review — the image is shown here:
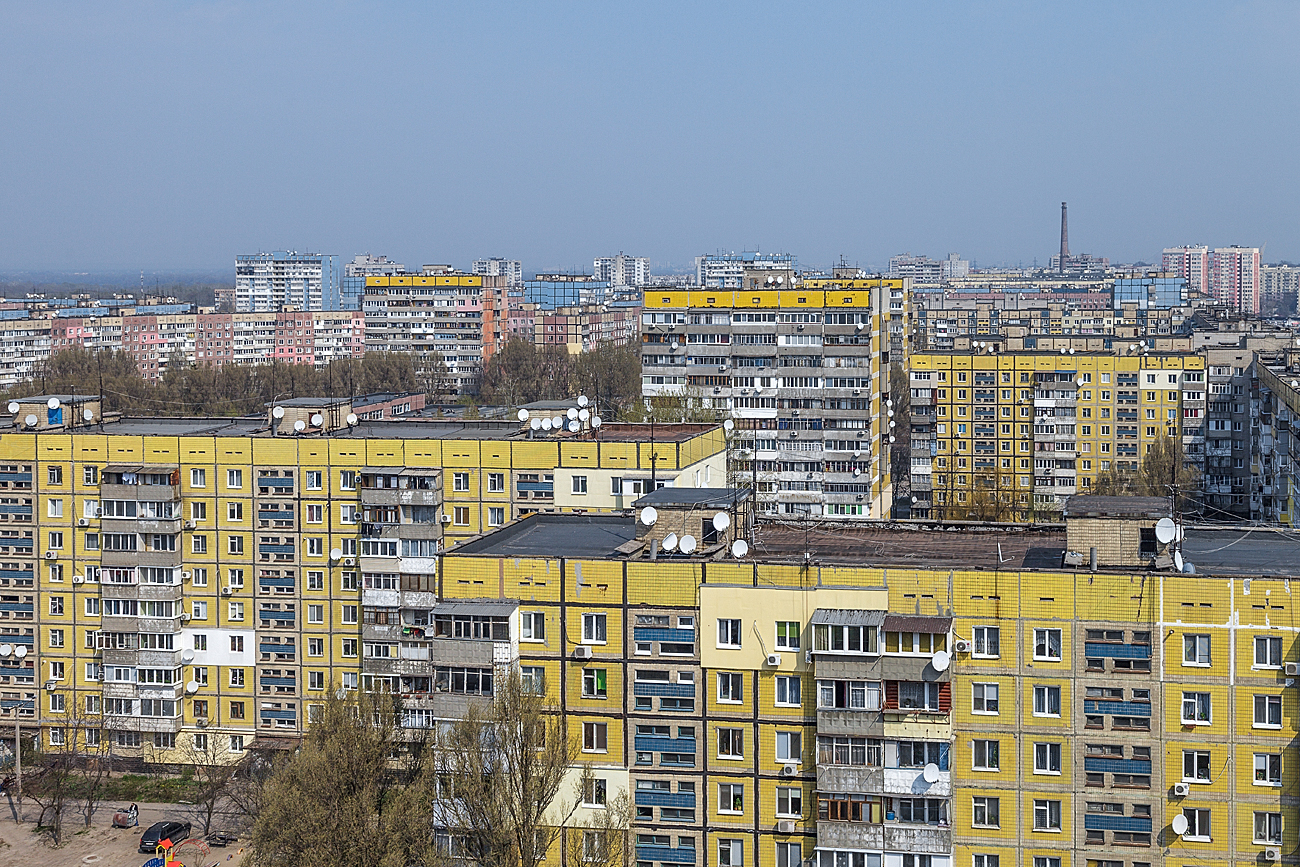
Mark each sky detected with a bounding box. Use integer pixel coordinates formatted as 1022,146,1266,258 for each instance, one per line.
1,1,1297,275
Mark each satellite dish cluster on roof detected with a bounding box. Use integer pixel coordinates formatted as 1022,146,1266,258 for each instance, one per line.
1154,516,1193,574
518,395,601,435
640,504,748,559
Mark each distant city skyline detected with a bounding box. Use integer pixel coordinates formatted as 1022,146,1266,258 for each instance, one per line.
1,3,1297,272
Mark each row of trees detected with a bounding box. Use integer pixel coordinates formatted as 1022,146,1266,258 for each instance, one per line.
478,339,642,419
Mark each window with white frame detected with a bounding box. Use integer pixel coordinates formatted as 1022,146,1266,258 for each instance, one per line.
1255,753,1282,786
972,626,999,657
1033,628,1061,661
972,739,999,771
1033,742,1061,774
1183,633,1211,666
1032,685,1060,716
1254,694,1282,728
582,613,606,644
1032,799,1061,831
1181,691,1211,724
718,618,742,648
1182,808,1211,840
972,682,999,714
1255,635,1283,668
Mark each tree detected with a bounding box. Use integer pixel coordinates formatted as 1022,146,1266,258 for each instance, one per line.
178,729,241,835
573,342,642,420
249,689,439,867
889,362,912,502
26,692,111,844
563,788,632,867
628,385,719,424
433,671,581,867
1135,433,1201,513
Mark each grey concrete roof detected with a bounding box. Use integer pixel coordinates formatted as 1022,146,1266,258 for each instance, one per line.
1064,495,1171,519
451,514,638,559
1179,527,1300,577
634,487,750,509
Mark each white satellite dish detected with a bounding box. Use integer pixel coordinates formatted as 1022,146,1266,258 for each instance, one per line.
180,649,195,664
1069,347,1076,355
541,418,553,431
552,415,565,429
1293,380,1299,389
853,468,861,476
775,276,783,285
662,533,678,552
1155,517,1177,544
14,645,26,659
24,414,37,427
922,762,941,783
640,507,658,526
47,397,60,409
713,512,730,532
293,419,306,432
1174,550,1184,572
731,539,749,558
1175,524,1184,542
0,643,10,658
889,435,896,443
853,449,861,457
5,401,17,413
911,496,918,503
185,680,200,694
577,395,589,407
886,399,893,408
567,407,579,420
1172,814,1189,836
530,418,542,430
680,535,697,554
330,548,342,560
346,413,358,425
930,650,950,672
723,419,734,432
311,413,324,427
578,408,590,421
272,405,285,418
568,420,580,432
591,416,602,428
517,409,530,422
83,407,94,421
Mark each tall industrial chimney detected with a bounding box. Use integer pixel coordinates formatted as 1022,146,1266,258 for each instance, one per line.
1059,202,1069,273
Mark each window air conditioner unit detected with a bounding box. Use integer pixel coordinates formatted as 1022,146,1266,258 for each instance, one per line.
1172,782,1190,797
954,639,971,653
77,518,89,527
780,763,798,776
573,645,593,660
343,557,355,566
766,653,781,666
777,820,796,834
1286,662,1300,677
221,586,233,596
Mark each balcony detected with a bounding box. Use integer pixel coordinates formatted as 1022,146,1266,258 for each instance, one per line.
361,488,443,508
816,822,950,854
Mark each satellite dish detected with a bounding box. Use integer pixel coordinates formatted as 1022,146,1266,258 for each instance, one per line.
83,407,94,421
662,533,678,552
886,399,893,408
346,413,358,425
1293,380,1299,389
293,419,306,432
552,415,565,429
14,645,26,659
541,418,553,431
578,408,590,421
24,414,37,427
911,496,918,503
922,762,941,783
567,407,579,420
1069,347,1076,355
889,435,896,442
1172,814,1189,836
180,649,195,664
591,416,602,428
713,512,731,532
311,413,324,427
0,643,10,658
567,420,580,432
272,406,285,419
5,401,16,413
680,535,697,554
517,409,530,422
640,507,658,526
330,548,343,560
1155,518,1177,544
47,397,60,409
853,468,861,476
530,418,542,430
1175,524,1185,542
853,449,861,457
731,539,749,558
930,650,950,671
775,276,783,285
577,395,589,407
723,419,735,432
888,409,895,417
1174,550,1184,572
185,680,200,694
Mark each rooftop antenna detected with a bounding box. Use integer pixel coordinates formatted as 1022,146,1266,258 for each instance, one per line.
1059,202,1069,274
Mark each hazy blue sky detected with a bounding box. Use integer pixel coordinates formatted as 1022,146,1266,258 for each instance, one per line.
1,1,1297,274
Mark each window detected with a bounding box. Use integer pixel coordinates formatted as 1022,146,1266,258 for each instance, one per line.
1183,750,1210,782
1182,808,1211,840
308,604,323,624
775,675,801,707
719,783,744,814
488,507,505,527
1254,694,1282,728
1034,742,1061,774
229,669,245,687
342,605,358,624
227,501,243,521
49,693,65,713
718,727,744,759
972,682,999,714
1182,691,1211,724
1255,753,1282,785
305,470,322,490
972,797,1000,828
47,499,63,518
191,535,207,554
775,731,801,762
582,613,606,644
191,468,206,487
521,666,545,694
341,504,357,523
583,777,607,807
521,611,546,641
308,637,324,657
452,506,469,526
192,600,207,620
972,626,999,657
228,535,244,555
487,472,505,493
571,475,587,494
49,728,65,746
47,466,63,485
582,668,607,698
49,597,64,616
1033,799,1061,831
1033,859,1059,867
49,661,65,680
973,855,999,867
229,735,244,752
775,787,802,818
973,739,999,770
582,722,607,753
226,469,242,489
1034,628,1062,661
341,639,357,658
718,672,743,703
192,568,208,587
228,601,244,621
1033,685,1061,716
1254,812,1282,844
84,597,100,616
49,628,64,648
305,504,323,524
83,465,99,485
718,839,743,867
718,618,742,647
1183,634,1211,666
1255,636,1283,668
454,472,470,492
775,621,800,650
340,470,356,490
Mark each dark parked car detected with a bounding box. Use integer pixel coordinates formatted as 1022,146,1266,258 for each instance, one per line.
139,820,192,852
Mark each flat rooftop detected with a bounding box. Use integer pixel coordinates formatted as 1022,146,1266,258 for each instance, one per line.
453,514,637,559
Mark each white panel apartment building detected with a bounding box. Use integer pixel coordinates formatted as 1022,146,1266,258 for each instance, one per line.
593,253,650,288
234,252,340,312
471,257,524,288
1162,245,1210,296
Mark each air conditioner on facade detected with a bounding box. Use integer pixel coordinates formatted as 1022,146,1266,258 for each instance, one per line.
181,571,191,581
954,639,971,653
72,575,85,585
44,551,56,560
1266,849,1280,862
180,613,191,622
766,653,781,667
343,557,355,566
1286,662,1299,677
573,645,593,660
221,586,233,597
777,821,796,834
781,764,798,776
77,518,89,527
1172,782,1190,797
185,520,196,530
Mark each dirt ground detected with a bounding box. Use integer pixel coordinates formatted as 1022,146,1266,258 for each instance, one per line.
0,800,250,867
